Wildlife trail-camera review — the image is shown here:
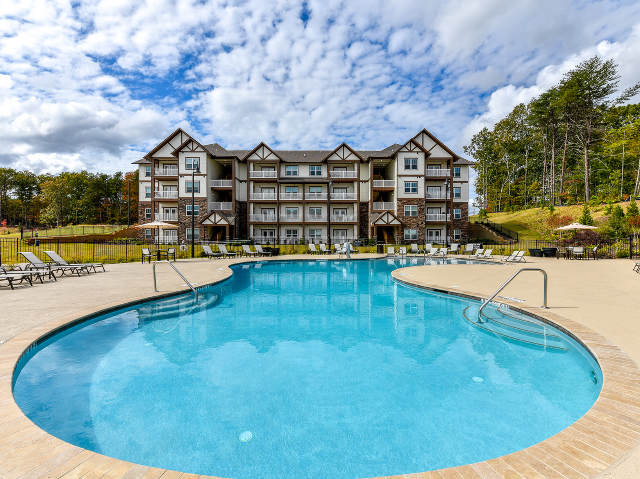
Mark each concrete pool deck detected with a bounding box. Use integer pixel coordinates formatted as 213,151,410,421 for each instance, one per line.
1,254,640,479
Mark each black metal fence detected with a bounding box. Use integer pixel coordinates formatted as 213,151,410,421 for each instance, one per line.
471,218,519,241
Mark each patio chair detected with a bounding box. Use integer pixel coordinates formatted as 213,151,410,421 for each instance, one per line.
160,248,176,261
409,244,424,256
43,251,105,273
0,267,45,289
425,248,440,258
319,244,330,254
202,245,223,259
466,245,478,257
309,244,318,255
242,245,259,257
387,247,395,256
255,245,271,257
481,249,493,259
634,262,640,273
435,248,448,257
501,251,518,262
19,251,86,276
348,243,360,253
449,243,460,254
219,244,238,258
472,249,485,258
572,246,585,260
141,248,154,263
590,245,599,260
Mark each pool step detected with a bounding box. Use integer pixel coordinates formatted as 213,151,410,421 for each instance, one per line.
137,292,218,322
463,305,569,351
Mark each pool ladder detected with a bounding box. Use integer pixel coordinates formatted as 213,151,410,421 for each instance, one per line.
478,268,549,323
152,261,199,303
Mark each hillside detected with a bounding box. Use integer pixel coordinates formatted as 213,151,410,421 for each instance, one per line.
471,201,635,240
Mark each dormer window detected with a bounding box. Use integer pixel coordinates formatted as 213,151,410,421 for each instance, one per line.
286,165,298,176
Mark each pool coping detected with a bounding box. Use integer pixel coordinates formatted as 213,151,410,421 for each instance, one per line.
0,256,638,479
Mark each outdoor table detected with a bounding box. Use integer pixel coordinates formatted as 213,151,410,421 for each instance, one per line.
151,249,164,261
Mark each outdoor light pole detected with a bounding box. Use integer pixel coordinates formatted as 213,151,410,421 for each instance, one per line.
126,178,130,228
191,163,200,258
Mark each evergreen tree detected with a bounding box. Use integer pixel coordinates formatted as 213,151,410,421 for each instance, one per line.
578,205,594,226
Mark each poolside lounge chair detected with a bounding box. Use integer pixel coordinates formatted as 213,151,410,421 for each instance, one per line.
425,248,439,258
309,244,318,255
242,245,259,257
510,251,526,263
471,249,484,258
43,251,105,273
409,244,424,256
463,244,473,256
387,247,395,256
218,245,237,258
19,251,87,276
501,251,519,262
450,243,460,254
481,249,493,259
435,248,448,257
348,243,359,253
396,247,407,257
159,248,176,261
141,248,153,263
255,245,270,257
0,267,48,289
319,244,330,254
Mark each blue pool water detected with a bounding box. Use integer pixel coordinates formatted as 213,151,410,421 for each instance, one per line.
13,258,601,478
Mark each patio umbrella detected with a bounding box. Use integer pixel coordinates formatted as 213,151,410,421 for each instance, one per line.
555,222,598,231
135,220,177,243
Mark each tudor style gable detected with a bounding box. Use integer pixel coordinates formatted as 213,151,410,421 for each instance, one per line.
244,143,282,161
325,143,364,162
398,138,430,155
412,128,457,159
145,128,193,159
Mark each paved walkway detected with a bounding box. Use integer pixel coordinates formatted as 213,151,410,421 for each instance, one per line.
1,254,640,479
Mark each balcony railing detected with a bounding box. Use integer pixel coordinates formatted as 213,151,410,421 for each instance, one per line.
372,180,395,188
372,202,395,210
249,170,277,178
280,192,303,200
330,192,357,200
330,214,357,222
425,214,451,222
329,170,357,178
280,215,302,222
425,169,451,177
154,191,178,199
425,192,446,199
154,213,178,221
154,168,178,176
211,180,233,187
306,214,327,221
305,192,327,200
249,192,277,201
209,202,233,211
249,214,277,222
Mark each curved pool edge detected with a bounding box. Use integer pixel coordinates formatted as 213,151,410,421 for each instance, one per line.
0,256,638,479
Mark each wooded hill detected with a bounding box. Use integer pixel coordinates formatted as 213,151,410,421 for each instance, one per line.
465,56,640,212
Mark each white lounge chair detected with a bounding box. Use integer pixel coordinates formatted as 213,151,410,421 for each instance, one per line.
202,245,223,259
44,250,105,272
511,251,526,263
481,249,493,259
396,247,407,256
387,247,395,256
435,248,448,257
472,249,484,258
501,251,518,262
409,244,424,255
309,244,318,255
449,243,459,254
425,248,439,258
463,244,474,256
319,244,331,254
242,245,259,257
255,245,270,257
219,245,237,258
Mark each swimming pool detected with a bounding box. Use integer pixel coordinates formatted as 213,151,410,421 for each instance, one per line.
13,258,602,478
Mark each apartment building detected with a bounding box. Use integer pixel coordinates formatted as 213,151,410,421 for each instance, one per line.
134,128,472,244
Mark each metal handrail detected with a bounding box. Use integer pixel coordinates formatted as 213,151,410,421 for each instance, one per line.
477,268,548,323
153,261,198,302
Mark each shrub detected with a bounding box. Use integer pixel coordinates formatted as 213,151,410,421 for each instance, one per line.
605,205,627,239
547,215,573,229
577,205,594,226
616,250,630,258
478,209,489,219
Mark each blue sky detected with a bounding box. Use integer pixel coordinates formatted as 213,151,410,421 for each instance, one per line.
1,0,640,192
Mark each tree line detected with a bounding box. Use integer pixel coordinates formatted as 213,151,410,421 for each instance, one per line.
465,56,640,212
0,168,139,229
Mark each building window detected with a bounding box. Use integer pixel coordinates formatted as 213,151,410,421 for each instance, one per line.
186,181,200,193
145,228,152,240
309,229,322,241
145,166,151,177
286,207,298,217
186,228,200,240
404,205,418,217
404,182,418,193
286,229,299,240
145,187,151,198
285,186,298,193
453,229,461,240
186,205,200,216
453,167,461,178
309,186,322,193
453,187,461,199
404,229,418,240
310,166,321,176
309,207,322,217
145,208,151,219
186,158,200,170
286,165,298,176
453,208,461,219
404,158,418,170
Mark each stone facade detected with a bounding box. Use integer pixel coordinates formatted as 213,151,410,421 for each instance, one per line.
452,202,470,242
137,202,152,240
358,202,369,239
397,198,426,243
178,198,208,241
235,201,247,239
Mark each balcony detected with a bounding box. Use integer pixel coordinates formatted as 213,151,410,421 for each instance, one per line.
425,214,451,222
249,170,277,179
306,214,327,222
280,192,303,200
249,214,277,222
155,168,178,177
211,180,233,187
425,192,447,200
280,215,302,222
250,192,277,201
330,214,357,222
154,213,178,221
425,169,451,178
209,202,233,211
329,170,357,178
330,192,357,201
154,191,178,199
306,192,327,200
372,202,395,210
372,180,395,188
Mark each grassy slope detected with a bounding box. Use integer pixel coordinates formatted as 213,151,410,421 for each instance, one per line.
472,201,634,240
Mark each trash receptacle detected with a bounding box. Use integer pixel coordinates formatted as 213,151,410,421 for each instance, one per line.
377,244,385,254
270,248,280,256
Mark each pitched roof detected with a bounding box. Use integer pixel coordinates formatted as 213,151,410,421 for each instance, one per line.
144,127,192,160
131,158,151,165
454,157,475,165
